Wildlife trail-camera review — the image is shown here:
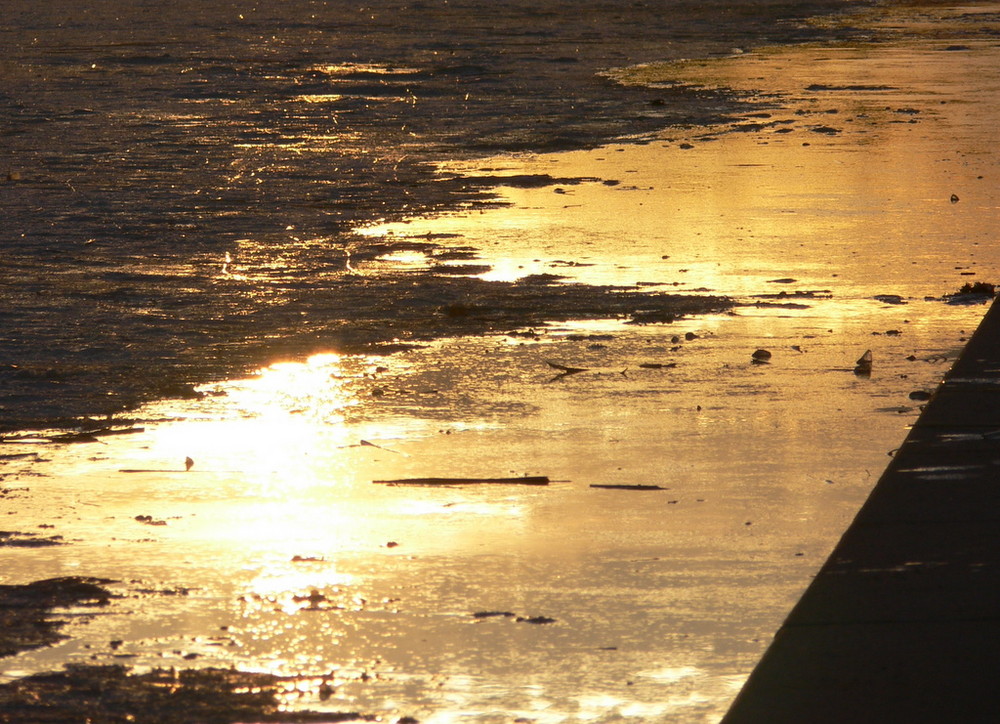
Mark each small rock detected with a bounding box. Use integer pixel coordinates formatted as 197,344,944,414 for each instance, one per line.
874,294,906,305
854,349,873,376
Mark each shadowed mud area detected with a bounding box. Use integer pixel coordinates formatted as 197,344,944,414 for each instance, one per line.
0,0,873,429
0,666,374,724
0,578,114,659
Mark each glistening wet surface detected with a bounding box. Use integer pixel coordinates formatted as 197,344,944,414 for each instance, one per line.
3,3,1000,722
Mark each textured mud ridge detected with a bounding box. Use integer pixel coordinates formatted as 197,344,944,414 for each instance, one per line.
0,265,733,431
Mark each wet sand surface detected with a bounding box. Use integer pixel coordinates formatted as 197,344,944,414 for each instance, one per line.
3,2,1000,722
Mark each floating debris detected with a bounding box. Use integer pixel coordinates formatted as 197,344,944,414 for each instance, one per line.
751,349,772,363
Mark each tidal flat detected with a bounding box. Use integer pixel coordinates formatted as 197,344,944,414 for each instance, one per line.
3,1,1000,722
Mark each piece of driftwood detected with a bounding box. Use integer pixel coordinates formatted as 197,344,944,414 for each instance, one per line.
589,484,668,491
374,476,550,486
546,361,588,375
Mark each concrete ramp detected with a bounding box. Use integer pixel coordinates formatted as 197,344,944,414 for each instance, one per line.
723,297,1000,723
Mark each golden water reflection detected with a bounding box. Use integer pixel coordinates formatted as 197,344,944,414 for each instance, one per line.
4,27,1000,724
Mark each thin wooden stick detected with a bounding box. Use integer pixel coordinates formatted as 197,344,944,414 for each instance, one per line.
589,484,668,491
374,476,550,486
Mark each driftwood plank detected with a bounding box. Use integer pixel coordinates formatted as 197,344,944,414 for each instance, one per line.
374,476,550,486
589,484,668,491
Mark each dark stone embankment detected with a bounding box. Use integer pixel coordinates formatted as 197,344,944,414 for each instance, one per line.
723,296,1000,722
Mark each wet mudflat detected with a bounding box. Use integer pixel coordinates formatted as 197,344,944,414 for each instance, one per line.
0,0,862,431
4,2,1000,723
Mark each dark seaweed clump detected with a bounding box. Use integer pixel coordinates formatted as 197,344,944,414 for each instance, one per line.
955,281,996,297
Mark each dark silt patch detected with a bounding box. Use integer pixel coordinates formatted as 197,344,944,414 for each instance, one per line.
0,665,378,724
0,577,115,658
0,530,65,547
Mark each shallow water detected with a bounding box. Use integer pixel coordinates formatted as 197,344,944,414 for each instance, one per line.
3,2,1000,723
